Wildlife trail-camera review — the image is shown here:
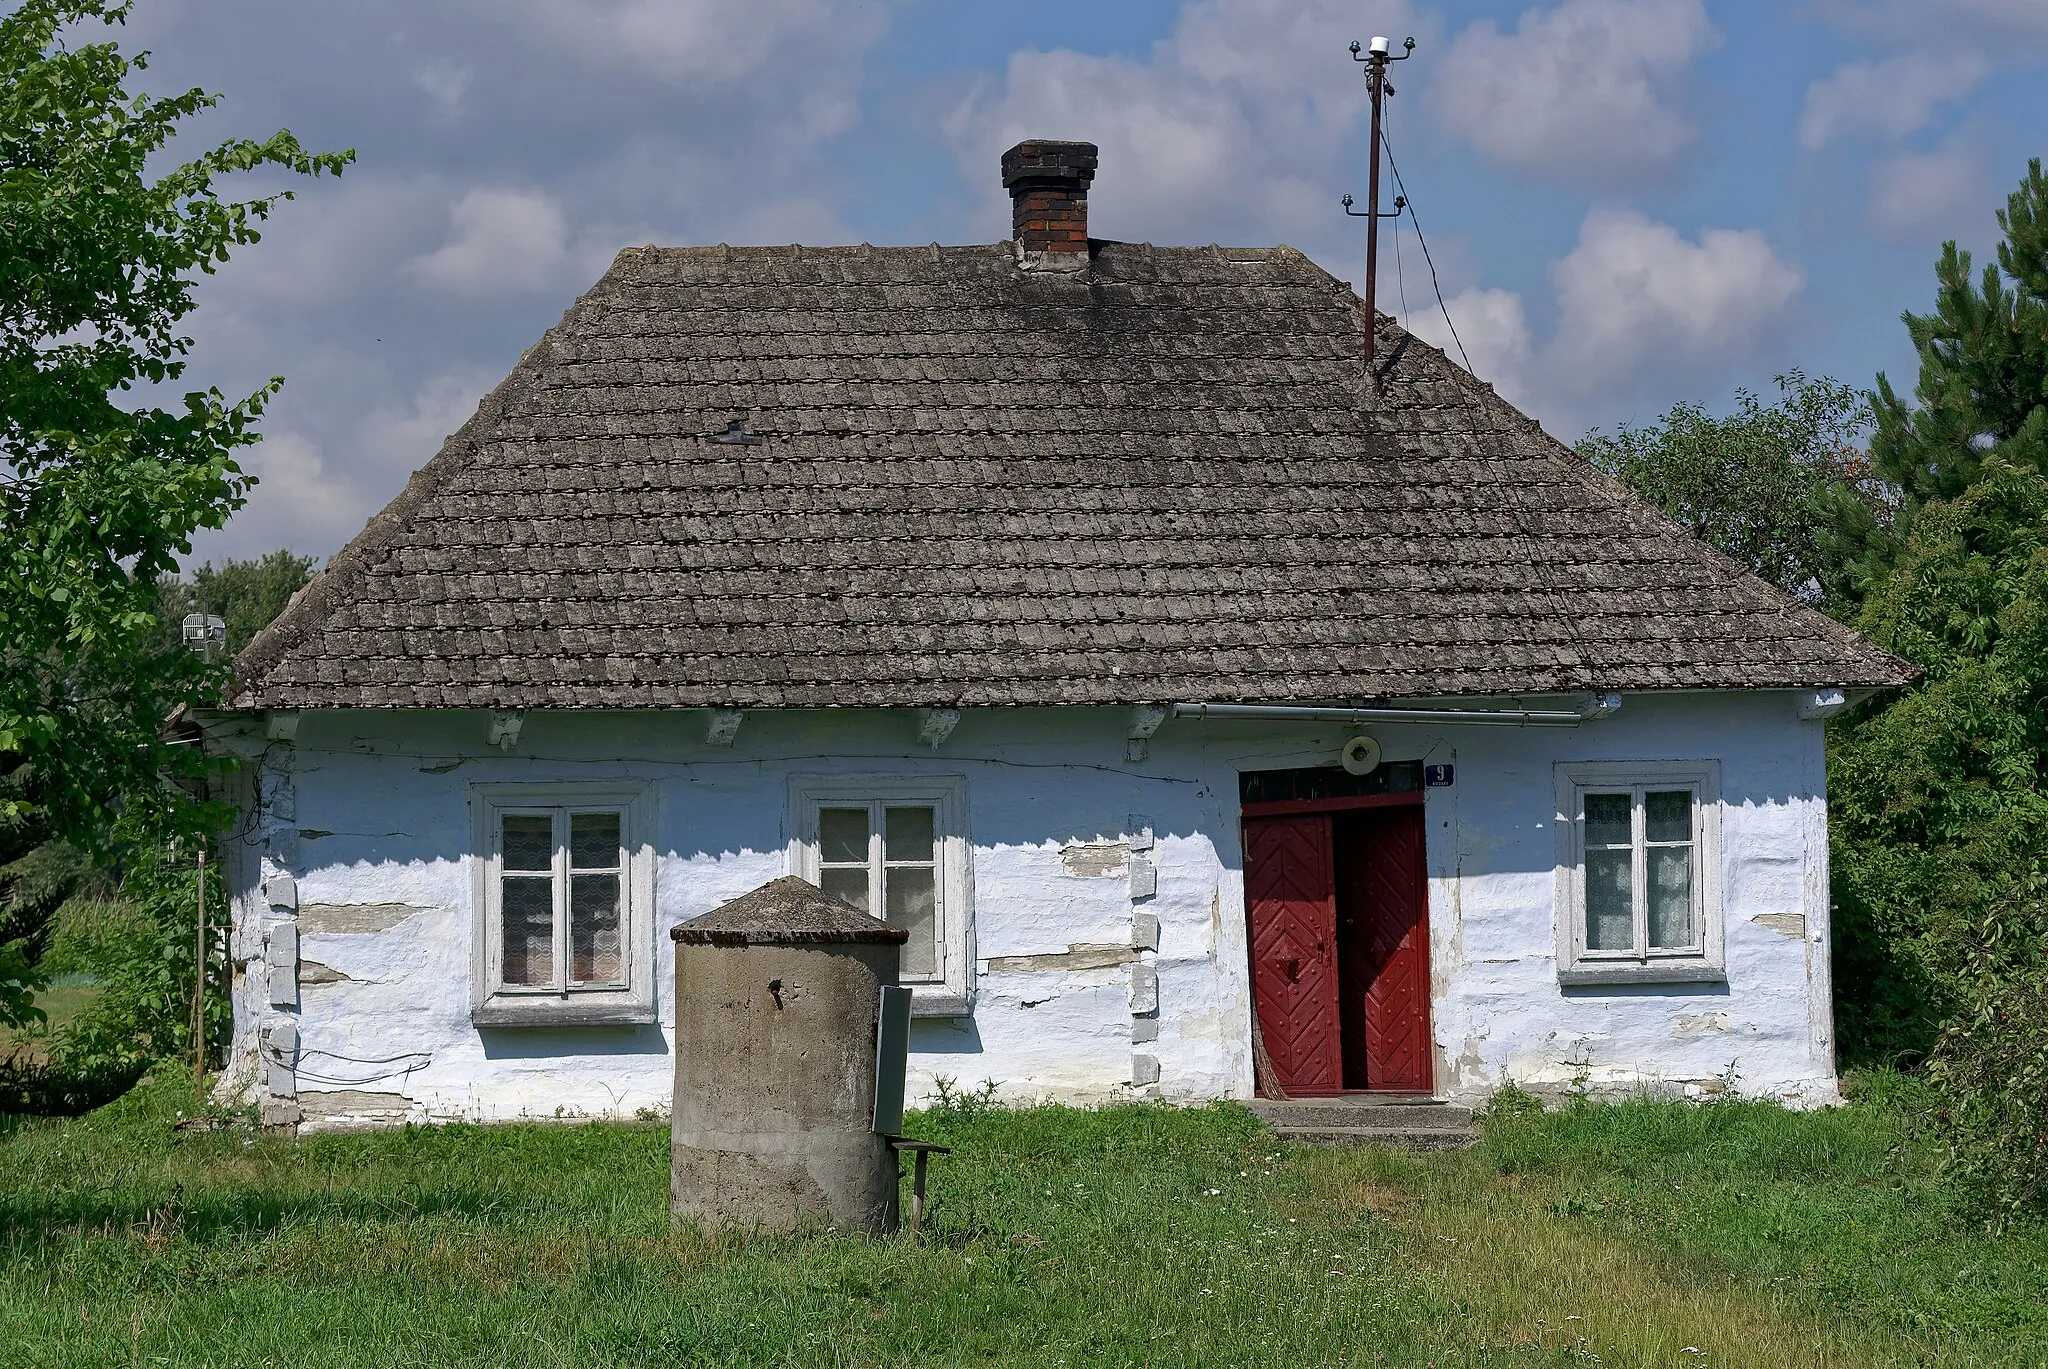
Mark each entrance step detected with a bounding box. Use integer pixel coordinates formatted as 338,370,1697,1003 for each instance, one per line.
1246,1097,1478,1151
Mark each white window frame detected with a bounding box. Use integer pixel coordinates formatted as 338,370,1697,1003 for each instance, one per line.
1554,761,1725,986
787,774,974,1017
470,783,657,1025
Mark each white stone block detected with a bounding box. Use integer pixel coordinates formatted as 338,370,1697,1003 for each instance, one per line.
1128,855,1156,901
1128,963,1158,1015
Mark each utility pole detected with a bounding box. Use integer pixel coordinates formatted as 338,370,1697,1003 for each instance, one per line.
193,842,207,1110
1343,35,1414,371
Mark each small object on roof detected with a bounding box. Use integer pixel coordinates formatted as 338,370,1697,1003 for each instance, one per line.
672,875,910,946
711,419,766,445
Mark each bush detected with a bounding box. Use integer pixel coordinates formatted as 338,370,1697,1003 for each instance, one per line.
0,836,227,1116
1927,959,2048,1223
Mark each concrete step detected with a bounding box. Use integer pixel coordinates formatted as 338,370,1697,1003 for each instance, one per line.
1247,1096,1478,1150
1246,1098,1475,1132
1274,1124,1477,1152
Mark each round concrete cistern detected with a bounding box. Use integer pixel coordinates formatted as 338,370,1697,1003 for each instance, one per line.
669,875,908,1234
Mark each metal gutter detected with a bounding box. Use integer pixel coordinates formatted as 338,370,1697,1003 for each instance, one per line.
1172,696,1618,729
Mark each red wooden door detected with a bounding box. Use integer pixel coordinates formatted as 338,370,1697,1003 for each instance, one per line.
1244,815,1342,1094
1336,808,1432,1092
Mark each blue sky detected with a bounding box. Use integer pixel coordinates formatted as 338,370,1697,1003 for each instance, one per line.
111,0,2048,563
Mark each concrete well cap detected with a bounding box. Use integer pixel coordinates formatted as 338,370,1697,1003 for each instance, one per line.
671,876,912,946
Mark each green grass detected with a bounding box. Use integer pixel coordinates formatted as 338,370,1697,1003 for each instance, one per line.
1468,1078,2048,1350
0,1072,2041,1367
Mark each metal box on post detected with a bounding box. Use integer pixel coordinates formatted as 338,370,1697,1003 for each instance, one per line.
669,877,908,1234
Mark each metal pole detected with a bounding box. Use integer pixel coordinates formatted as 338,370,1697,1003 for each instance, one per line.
193,844,207,1110
1363,51,1385,370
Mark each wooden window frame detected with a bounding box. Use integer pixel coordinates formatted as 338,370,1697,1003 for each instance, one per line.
787,774,974,1018
470,783,657,1026
1553,761,1725,987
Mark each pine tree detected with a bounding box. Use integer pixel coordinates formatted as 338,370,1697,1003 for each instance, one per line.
1835,159,2048,600
1829,161,2048,1215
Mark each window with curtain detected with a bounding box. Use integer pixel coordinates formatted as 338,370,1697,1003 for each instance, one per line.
1555,763,1724,985
790,775,972,1015
471,784,655,1024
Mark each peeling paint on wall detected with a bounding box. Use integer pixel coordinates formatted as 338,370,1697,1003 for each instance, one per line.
987,945,1138,973
1058,842,1129,878
299,903,426,934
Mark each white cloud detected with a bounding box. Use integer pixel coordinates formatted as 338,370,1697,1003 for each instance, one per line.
500,0,895,86
1813,0,2048,46
1405,209,1803,433
1799,54,1989,149
412,59,474,119
225,431,374,559
1429,0,1719,185
405,187,621,296
199,368,499,564
218,178,450,308
359,368,503,480
1405,286,1536,407
1868,143,1997,242
1550,210,1804,381
1955,0,2048,37
944,0,1424,246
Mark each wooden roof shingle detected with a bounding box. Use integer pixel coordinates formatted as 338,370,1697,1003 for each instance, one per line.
231,241,1912,710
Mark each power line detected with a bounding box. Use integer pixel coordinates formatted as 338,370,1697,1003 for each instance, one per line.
1382,96,1412,331
1393,214,1412,327
1377,128,1473,375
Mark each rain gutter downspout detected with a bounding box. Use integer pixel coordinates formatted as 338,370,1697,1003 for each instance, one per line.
1171,695,1620,729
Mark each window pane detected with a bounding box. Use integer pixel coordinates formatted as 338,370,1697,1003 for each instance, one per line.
1648,847,1696,949
1646,790,1693,844
887,866,938,978
884,806,935,863
502,814,554,871
501,876,554,986
819,808,870,864
570,811,621,870
570,873,623,984
1583,793,1631,847
1585,849,1634,951
819,865,869,914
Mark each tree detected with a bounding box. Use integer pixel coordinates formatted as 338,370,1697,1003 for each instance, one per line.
0,0,349,1027
1826,162,2048,1216
1578,372,1889,614
150,549,316,656
0,549,313,1042
1838,159,2048,605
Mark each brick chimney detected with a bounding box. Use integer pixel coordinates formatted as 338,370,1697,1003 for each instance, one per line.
1002,139,1097,268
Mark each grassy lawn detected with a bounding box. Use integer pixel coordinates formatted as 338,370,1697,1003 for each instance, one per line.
1,1073,2042,1367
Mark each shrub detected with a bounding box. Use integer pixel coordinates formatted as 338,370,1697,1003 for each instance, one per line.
1927,956,2048,1223
1,835,227,1116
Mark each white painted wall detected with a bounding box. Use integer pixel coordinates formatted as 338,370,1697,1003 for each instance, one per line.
218,694,1839,1129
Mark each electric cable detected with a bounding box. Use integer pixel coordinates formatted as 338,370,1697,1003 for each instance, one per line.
1393,203,1412,329
1378,127,1472,374
1375,88,1595,687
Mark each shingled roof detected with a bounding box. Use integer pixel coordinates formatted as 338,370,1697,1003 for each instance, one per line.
231,238,1911,710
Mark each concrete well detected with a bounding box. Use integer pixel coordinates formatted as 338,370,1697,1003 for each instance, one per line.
670,876,908,1233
